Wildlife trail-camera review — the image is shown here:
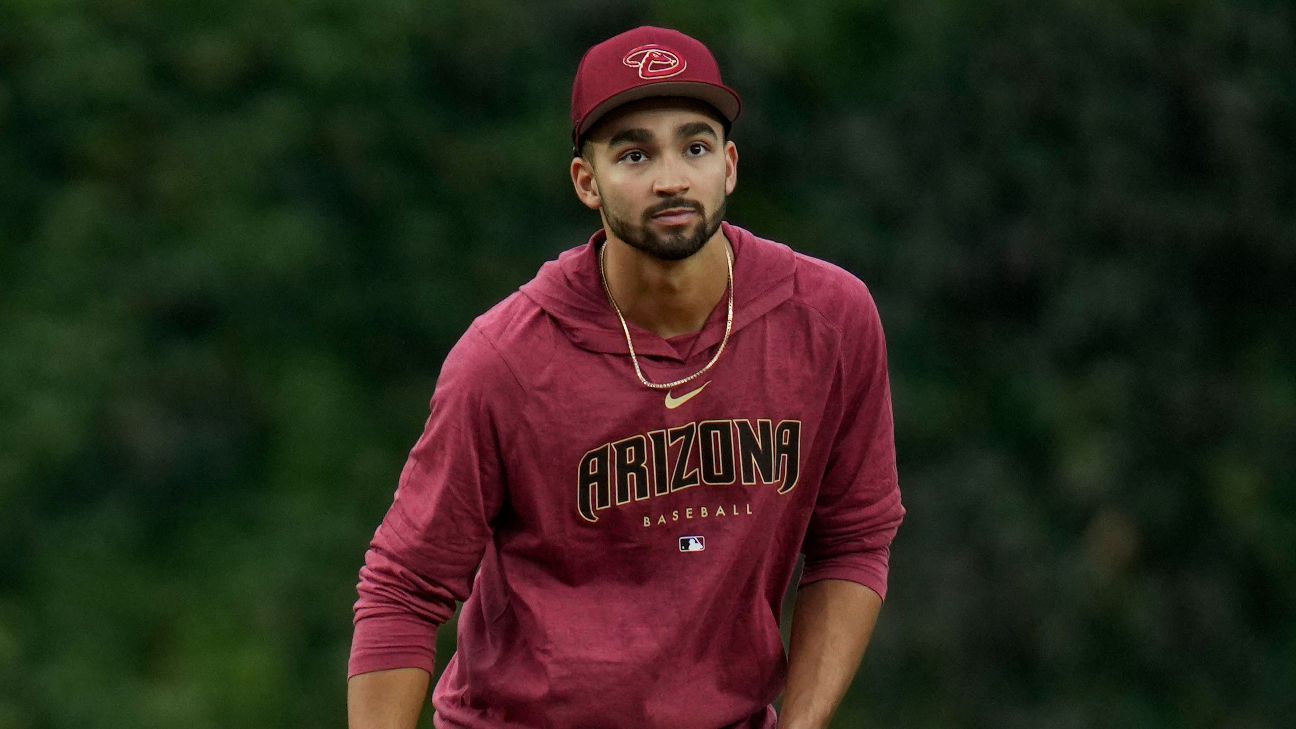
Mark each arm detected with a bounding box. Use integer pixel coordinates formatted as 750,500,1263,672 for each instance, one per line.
778,580,883,729
348,668,430,729
348,325,519,724
783,280,903,727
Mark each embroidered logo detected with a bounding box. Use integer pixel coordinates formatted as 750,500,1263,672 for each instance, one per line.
679,536,706,552
623,45,687,79
664,380,709,410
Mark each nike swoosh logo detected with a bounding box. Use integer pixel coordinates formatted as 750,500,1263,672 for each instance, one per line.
665,381,710,410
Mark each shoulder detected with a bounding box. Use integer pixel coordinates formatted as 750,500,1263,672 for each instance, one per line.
778,249,892,396
726,223,885,349
788,250,885,341
441,286,563,397
437,292,540,399
470,289,549,351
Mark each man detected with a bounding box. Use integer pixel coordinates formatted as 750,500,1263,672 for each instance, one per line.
348,26,904,729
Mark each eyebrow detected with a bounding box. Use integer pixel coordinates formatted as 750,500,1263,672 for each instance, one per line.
606,121,720,149
607,128,653,148
675,121,718,141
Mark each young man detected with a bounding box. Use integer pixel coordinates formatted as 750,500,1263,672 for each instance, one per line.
348,26,904,729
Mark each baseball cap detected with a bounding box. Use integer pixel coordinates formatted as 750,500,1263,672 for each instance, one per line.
571,26,742,148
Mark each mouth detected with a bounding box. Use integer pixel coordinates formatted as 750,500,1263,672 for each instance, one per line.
649,206,701,227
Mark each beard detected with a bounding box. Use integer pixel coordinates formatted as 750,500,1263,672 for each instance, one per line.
603,196,726,261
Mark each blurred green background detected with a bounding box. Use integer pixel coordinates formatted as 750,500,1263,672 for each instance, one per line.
2,0,1293,727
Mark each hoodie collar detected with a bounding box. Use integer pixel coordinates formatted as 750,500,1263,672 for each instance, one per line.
519,222,796,362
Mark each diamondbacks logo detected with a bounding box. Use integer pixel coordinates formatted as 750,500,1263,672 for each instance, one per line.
623,44,687,79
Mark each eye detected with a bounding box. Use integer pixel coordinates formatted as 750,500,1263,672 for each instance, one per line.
686,142,709,156
620,150,647,164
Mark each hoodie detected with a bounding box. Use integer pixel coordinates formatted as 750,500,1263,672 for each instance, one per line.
350,222,905,729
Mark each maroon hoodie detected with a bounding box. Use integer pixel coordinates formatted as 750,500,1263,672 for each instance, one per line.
350,223,904,729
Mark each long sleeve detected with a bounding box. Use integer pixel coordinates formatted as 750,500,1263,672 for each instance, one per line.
799,283,905,600
349,324,518,678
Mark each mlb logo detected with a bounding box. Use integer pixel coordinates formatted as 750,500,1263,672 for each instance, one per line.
679,536,706,552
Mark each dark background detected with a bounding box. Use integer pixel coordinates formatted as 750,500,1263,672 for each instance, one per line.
1,1,1293,727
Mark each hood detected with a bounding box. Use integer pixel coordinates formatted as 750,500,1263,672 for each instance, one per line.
519,222,796,363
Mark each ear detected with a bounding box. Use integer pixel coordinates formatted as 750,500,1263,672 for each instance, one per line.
571,156,601,210
723,140,739,196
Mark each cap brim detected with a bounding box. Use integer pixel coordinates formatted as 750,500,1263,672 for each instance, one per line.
576,81,742,142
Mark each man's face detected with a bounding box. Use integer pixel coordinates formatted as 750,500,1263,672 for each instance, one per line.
572,99,738,261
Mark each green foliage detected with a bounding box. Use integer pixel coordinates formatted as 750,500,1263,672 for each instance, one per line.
1,0,1292,727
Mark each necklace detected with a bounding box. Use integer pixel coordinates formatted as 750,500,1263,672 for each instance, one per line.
598,241,734,390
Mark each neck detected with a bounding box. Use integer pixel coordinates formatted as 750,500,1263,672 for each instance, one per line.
601,229,731,339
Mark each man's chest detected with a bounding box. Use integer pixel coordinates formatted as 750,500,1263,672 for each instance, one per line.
496,315,841,545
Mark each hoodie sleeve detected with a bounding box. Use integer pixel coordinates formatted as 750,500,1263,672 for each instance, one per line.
349,324,515,678
799,280,905,600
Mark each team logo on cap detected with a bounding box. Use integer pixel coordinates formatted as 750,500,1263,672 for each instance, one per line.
623,45,687,79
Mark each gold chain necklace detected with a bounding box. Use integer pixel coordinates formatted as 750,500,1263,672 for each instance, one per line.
598,242,734,391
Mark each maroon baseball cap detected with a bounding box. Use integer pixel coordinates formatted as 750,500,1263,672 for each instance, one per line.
571,26,742,147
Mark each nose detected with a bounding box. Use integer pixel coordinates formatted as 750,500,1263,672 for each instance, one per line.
651,157,690,197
